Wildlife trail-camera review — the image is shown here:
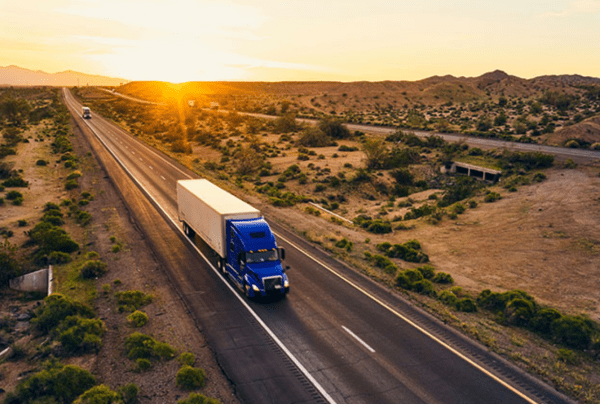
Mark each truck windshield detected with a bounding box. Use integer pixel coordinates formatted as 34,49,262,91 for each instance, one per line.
246,250,278,263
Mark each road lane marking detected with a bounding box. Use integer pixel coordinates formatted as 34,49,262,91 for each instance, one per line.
160,175,166,181
342,326,375,353
139,158,143,162
274,233,540,404
149,166,153,170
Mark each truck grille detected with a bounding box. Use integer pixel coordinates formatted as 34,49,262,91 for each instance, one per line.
263,276,282,292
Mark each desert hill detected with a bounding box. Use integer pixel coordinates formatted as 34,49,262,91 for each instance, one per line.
0,65,128,87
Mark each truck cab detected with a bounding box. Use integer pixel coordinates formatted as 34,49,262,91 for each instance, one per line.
225,218,289,298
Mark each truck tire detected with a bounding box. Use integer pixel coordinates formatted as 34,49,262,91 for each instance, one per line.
183,222,192,237
244,282,252,298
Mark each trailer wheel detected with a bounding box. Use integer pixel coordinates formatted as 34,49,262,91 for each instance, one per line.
183,222,193,237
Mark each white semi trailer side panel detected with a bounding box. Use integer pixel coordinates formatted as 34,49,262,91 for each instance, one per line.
177,179,260,257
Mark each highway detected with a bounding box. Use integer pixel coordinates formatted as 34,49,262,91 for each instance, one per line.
63,89,574,404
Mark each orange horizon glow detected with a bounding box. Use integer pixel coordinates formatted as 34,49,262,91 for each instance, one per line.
1,0,600,83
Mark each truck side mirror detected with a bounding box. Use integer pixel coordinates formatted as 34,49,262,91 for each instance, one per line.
285,265,291,272
279,248,286,260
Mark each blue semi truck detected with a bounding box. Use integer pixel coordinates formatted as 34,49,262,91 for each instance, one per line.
177,179,289,298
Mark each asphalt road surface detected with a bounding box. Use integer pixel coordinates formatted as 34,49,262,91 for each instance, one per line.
65,89,575,404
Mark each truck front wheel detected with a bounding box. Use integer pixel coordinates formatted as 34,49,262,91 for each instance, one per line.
244,283,252,298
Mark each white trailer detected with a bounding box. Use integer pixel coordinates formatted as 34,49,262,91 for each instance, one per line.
176,179,260,258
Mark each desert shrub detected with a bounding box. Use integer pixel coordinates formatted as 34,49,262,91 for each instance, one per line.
367,220,392,234
176,365,206,390
297,127,333,147
394,273,412,290
416,265,435,279
0,244,21,287
432,272,454,284
32,294,95,335
177,393,222,404
305,206,321,216
127,310,149,327
505,298,536,326
2,176,28,187
66,171,82,180
125,332,176,362
136,358,152,372
116,290,153,312
119,383,139,404
530,308,562,337
456,298,477,312
65,179,79,190
77,210,92,225
438,177,478,207
318,117,351,139
58,316,105,354
438,290,458,306
412,279,436,296
48,251,72,264
335,238,353,252
5,190,22,200
12,362,95,404
338,145,358,152
477,289,535,314
484,192,502,203
403,268,424,284
533,172,547,182
178,352,196,366
378,240,429,263
551,315,594,350
36,159,48,166
80,260,108,279
74,384,120,404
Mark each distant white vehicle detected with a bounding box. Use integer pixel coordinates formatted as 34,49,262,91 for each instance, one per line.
82,107,91,119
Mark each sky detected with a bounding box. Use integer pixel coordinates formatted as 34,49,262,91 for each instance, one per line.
1,0,599,83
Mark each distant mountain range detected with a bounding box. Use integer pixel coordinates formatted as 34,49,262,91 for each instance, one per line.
0,65,128,87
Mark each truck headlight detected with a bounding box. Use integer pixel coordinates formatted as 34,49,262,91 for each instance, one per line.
252,284,260,292
284,279,289,288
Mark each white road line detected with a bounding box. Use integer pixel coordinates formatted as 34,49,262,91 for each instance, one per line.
139,158,143,162
131,151,135,154
274,233,540,404
149,166,153,170
160,175,166,180
342,326,375,353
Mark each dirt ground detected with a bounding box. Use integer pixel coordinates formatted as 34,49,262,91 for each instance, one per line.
0,119,239,403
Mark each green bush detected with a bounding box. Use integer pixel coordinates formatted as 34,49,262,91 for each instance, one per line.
530,308,562,337
2,176,29,187
58,316,104,354
36,159,48,166
416,265,435,279
80,260,108,279
394,272,412,290
5,190,23,200
118,383,139,404
136,358,152,372
77,210,92,225
456,298,477,312
65,179,79,190
178,352,196,366
412,279,436,296
125,332,176,362
127,310,149,327
484,192,502,203
49,251,72,264
32,294,95,335
115,290,153,312
12,361,95,404
432,272,454,284
177,393,222,404
66,171,82,180
74,384,120,404
438,290,458,306
551,315,594,350
28,222,80,255
377,240,429,263
176,365,206,390
505,298,536,326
